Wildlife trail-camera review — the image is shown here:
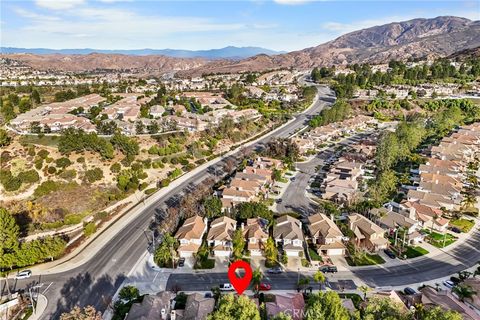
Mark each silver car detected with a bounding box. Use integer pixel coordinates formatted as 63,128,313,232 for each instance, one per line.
15,270,32,280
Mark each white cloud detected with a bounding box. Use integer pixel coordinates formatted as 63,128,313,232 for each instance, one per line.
35,0,85,10
273,0,313,5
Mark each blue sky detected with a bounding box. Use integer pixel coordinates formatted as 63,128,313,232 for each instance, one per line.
1,0,479,51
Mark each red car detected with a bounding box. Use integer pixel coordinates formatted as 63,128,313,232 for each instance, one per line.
256,283,272,291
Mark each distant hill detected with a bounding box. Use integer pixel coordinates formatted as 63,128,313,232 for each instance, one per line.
0,46,284,59
2,16,479,75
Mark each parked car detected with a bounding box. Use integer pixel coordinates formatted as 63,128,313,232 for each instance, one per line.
450,276,461,285
404,287,417,295
219,283,234,291
267,267,283,274
276,199,283,204
384,249,397,259
178,258,185,267
319,266,338,273
15,270,32,280
291,177,296,182
449,227,462,234
443,280,455,289
256,283,272,291
204,292,213,298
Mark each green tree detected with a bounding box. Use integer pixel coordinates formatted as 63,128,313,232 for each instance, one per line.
207,294,260,320
0,129,11,147
363,296,412,320
31,89,41,104
0,208,20,262
376,132,400,172
232,229,245,260
270,313,292,320
118,285,139,301
203,196,222,218
153,233,177,268
417,306,462,320
252,268,263,295
304,291,350,320
234,202,273,221
453,284,477,302
264,237,278,266
56,157,72,169
313,270,326,291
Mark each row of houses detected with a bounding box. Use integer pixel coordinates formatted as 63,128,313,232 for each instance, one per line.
220,157,282,210
292,115,377,154
9,93,104,133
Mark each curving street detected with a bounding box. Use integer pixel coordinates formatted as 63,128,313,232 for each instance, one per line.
5,84,480,319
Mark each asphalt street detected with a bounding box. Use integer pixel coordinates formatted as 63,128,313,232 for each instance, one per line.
4,85,335,319
166,227,480,291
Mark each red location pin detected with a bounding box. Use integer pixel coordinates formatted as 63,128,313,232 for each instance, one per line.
228,260,252,295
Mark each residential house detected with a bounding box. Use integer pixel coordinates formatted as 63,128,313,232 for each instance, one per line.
273,215,304,257
372,208,423,244
175,216,207,258
348,214,388,252
174,293,215,320
400,200,449,232
307,213,345,256
265,293,305,320
126,291,174,320
150,105,166,118
206,216,237,257
292,137,316,155
242,218,269,256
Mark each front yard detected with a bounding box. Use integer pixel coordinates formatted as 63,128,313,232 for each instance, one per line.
449,218,475,233
346,252,385,266
423,229,457,248
403,246,429,259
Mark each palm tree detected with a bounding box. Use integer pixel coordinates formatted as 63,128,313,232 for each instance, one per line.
453,285,477,302
313,271,326,291
358,285,370,300
252,268,263,295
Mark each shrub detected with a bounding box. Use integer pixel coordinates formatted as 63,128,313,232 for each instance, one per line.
47,166,57,174
18,169,40,184
34,158,43,170
27,146,36,157
34,181,60,197
110,163,121,173
139,182,148,191
85,168,103,183
95,211,108,220
144,187,157,195
160,179,170,188
83,222,97,237
59,169,77,180
64,213,84,225
38,149,49,159
77,157,85,163
45,157,53,163
56,157,72,168
0,170,22,192
118,286,139,301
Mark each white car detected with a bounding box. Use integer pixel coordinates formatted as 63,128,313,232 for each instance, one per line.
15,270,32,280
219,283,234,291
443,280,455,289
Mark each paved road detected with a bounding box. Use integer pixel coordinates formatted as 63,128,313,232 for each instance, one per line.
3,85,334,319
277,133,370,216
166,228,480,291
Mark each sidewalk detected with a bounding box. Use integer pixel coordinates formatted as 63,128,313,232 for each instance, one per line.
29,294,47,320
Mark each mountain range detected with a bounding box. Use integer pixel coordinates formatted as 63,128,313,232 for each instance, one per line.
2,16,479,76
0,46,284,59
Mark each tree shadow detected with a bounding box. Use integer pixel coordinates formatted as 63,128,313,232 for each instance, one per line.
49,272,126,319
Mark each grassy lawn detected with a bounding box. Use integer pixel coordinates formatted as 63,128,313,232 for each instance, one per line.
403,246,429,259
450,218,475,233
423,229,457,248
339,293,363,309
346,253,385,266
19,134,60,147
194,258,215,269
308,248,323,262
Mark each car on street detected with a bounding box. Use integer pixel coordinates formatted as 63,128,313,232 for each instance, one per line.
384,249,397,259
219,283,234,291
267,267,283,274
443,280,455,289
204,292,213,298
449,227,462,234
15,270,32,280
319,265,338,273
290,177,296,181
276,199,283,204
178,257,185,267
450,276,461,285
404,287,417,295
256,283,272,291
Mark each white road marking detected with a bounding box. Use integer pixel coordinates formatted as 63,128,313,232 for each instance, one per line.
42,282,53,294
153,272,160,282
